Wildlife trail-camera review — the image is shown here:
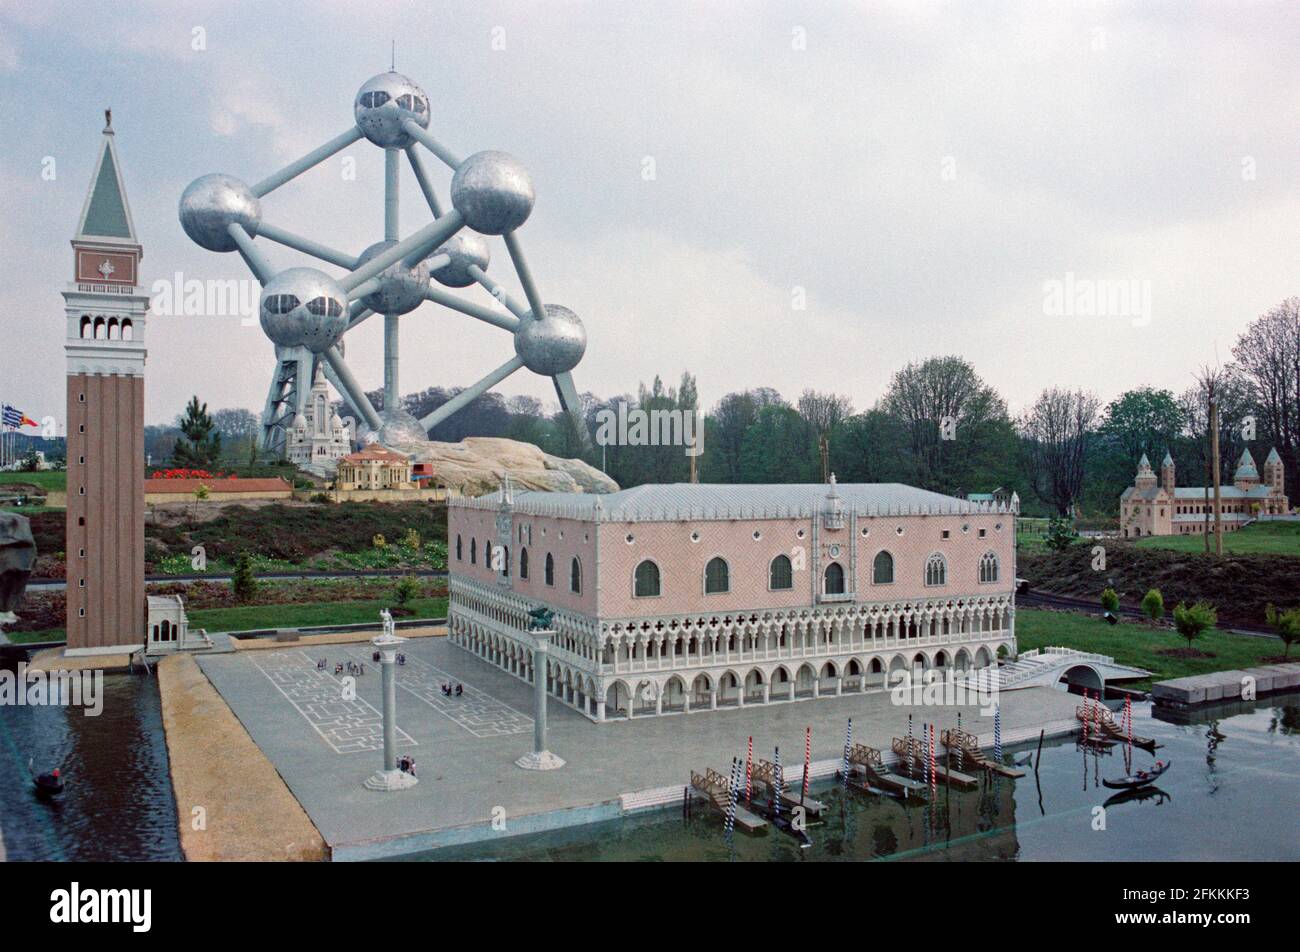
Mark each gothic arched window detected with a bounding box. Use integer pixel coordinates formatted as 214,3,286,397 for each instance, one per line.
925,553,947,587
634,560,661,597
872,551,894,584
704,557,729,594
824,561,845,595
769,554,793,590
979,551,999,583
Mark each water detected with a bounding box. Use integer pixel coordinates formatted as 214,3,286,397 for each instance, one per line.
0,674,1294,863
0,667,182,862
419,692,1300,862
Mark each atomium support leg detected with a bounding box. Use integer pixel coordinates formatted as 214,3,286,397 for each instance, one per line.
384,148,401,412
552,371,591,449
323,347,383,432
418,356,525,431
405,144,444,217
258,345,312,452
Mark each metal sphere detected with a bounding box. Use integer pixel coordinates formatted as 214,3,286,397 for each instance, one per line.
514,304,586,376
430,234,491,288
451,151,535,235
259,267,349,354
360,408,427,447
356,240,429,315
178,173,261,252
354,72,430,148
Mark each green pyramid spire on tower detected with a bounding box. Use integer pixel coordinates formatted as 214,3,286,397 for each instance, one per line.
75,111,138,244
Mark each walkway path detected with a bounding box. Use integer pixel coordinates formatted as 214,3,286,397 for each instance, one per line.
157,653,326,861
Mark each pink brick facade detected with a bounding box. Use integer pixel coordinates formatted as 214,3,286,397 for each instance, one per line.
448,481,1018,722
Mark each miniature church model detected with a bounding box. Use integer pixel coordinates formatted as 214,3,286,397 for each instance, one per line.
63,111,149,656
285,363,355,475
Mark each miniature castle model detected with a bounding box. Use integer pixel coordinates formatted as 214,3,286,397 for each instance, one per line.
447,477,1018,722
64,111,149,656
285,363,354,475
334,444,414,491
1120,448,1288,537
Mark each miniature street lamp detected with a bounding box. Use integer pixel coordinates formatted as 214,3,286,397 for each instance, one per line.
364,609,417,791
516,607,565,771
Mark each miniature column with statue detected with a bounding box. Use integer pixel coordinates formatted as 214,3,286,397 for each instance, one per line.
364,608,417,791
517,607,565,770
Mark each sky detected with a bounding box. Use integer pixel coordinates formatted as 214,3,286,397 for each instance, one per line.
2,0,1299,428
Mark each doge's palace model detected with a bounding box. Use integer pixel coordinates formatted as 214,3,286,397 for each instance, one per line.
179,70,590,454
448,478,1019,721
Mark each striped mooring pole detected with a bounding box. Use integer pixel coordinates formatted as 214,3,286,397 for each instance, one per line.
724,757,740,837
922,723,931,786
1125,695,1132,744
745,735,753,804
773,746,783,818
907,714,915,777
801,726,811,803
929,724,937,796
841,717,853,789
994,704,1002,763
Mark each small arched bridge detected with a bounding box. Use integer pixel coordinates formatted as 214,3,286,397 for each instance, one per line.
995,647,1150,692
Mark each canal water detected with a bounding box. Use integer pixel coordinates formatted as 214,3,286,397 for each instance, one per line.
0,671,1294,863
416,691,1300,862
0,668,182,862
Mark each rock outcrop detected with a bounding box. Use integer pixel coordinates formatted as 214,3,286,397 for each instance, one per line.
385,436,618,495
0,512,37,624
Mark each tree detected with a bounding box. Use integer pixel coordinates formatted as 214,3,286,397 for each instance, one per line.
1100,587,1120,613
879,356,1013,492
393,574,420,608
231,552,257,603
1172,601,1217,650
1232,298,1300,501
737,404,819,483
1045,516,1077,551
796,389,853,482
1141,588,1165,625
1020,387,1100,515
1264,604,1300,659
173,396,222,468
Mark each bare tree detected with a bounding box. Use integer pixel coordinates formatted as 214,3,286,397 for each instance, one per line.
1232,297,1300,500
797,389,854,482
1020,387,1100,516
1195,365,1226,556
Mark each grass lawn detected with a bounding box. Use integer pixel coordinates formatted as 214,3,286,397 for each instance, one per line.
189,596,448,633
2,628,65,644
1133,520,1300,557
0,471,66,491
1016,607,1290,689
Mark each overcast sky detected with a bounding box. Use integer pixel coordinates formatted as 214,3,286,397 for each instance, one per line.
3,0,1298,427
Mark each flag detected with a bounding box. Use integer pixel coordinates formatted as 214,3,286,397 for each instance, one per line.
1,405,38,429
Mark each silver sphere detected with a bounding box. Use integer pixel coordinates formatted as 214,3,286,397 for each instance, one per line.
360,408,427,447
354,72,430,148
430,234,491,288
178,173,261,252
356,240,429,315
514,304,586,375
451,151,535,235
259,267,348,354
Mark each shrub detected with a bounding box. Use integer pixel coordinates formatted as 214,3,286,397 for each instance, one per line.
1140,588,1164,624
1264,603,1300,659
232,551,258,603
1100,587,1120,613
402,528,421,550
1172,600,1217,649
195,483,210,501
393,574,420,607
1045,516,1077,551
372,533,387,549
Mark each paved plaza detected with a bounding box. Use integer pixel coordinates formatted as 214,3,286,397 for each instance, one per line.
196,636,1082,859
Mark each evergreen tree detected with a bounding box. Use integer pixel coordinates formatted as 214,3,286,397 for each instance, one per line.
232,551,257,603
173,396,222,468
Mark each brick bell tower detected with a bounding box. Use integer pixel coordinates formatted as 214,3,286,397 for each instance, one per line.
62,110,148,656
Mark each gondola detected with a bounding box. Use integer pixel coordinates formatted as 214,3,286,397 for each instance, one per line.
29,759,64,796
1101,760,1170,790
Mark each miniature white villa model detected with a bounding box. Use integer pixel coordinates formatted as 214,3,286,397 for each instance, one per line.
447,478,1019,721
285,364,354,475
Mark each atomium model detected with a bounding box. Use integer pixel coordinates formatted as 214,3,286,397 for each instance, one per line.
179,69,590,453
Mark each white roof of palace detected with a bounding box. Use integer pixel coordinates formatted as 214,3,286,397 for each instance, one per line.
452,482,1017,522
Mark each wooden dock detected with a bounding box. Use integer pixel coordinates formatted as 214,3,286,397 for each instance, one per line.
891,737,980,790
845,743,928,799
690,768,768,832
1076,706,1159,751
750,758,827,819
940,727,1026,778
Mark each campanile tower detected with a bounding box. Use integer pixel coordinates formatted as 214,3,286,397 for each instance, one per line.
62,111,148,656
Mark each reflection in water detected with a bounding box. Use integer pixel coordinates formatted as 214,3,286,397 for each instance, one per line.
414,692,1300,863
0,669,181,862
